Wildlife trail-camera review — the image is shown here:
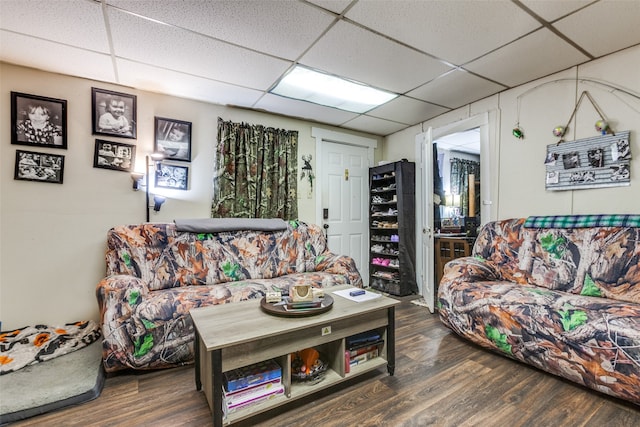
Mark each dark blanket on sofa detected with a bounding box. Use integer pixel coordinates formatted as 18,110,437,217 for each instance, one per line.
174,218,288,233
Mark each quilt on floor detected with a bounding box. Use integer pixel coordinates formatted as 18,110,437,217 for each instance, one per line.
0,320,101,375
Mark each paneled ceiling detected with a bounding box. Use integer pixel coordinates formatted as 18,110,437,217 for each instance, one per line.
2,0,640,136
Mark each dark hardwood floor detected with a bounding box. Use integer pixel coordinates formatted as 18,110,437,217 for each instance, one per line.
12,299,640,426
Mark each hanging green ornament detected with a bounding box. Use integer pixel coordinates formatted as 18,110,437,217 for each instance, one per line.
512,125,524,139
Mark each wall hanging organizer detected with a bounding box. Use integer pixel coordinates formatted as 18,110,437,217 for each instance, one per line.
544,91,631,191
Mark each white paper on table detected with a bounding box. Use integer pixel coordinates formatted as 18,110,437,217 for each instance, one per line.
332,288,382,302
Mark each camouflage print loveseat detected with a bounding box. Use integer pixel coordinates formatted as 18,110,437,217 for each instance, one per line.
96,219,362,372
438,216,640,405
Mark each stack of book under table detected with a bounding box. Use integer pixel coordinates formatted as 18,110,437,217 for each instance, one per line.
222,359,283,416
345,331,383,370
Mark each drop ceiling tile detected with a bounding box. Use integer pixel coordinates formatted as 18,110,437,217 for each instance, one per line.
106,8,292,91
366,96,449,125
254,94,360,126
0,31,115,82
345,0,541,65
465,28,589,87
341,115,408,137
300,21,452,94
435,129,481,155
117,60,264,108
306,0,353,15
408,69,506,109
553,0,640,58
107,0,334,60
0,0,109,53
519,0,593,22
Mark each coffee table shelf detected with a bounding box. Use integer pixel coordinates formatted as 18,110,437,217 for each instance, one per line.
190,284,399,426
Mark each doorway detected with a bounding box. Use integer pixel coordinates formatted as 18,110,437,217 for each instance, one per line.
312,128,377,287
434,128,481,232
415,112,496,312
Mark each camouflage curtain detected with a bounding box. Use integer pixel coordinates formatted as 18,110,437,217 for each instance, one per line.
212,117,298,219
450,158,480,217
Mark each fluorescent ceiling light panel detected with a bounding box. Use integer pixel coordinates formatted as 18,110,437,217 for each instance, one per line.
270,66,397,113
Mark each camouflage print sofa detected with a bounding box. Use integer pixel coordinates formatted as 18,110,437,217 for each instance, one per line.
438,216,640,405
96,219,362,372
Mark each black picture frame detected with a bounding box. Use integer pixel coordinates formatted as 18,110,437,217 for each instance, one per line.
91,87,137,139
154,117,192,162
11,92,67,149
14,149,65,184
155,162,189,190
93,139,136,172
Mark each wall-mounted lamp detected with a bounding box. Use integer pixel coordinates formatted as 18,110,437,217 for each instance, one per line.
131,172,144,191
153,195,166,212
146,152,165,222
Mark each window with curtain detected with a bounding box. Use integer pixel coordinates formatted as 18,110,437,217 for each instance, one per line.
450,158,480,217
212,117,298,219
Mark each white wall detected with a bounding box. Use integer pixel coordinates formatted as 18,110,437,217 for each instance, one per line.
0,62,382,329
385,45,640,220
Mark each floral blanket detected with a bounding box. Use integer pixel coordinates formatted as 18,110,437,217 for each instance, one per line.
0,320,101,375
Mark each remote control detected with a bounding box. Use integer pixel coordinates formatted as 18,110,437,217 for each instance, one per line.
349,289,366,297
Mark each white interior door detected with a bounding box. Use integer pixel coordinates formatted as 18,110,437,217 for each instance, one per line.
320,141,369,285
416,130,435,312
415,112,496,312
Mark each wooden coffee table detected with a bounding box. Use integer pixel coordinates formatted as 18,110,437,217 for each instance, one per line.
190,284,399,426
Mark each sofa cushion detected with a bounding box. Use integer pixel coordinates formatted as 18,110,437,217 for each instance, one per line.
106,221,327,291
134,272,351,327
474,218,640,304
439,278,640,404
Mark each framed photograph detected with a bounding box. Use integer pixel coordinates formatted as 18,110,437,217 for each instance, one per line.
562,152,580,169
14,150,65,184
93,139,136,172
155,162,189,190
587,148,604,168
154,117,192,162
91,87,136,139
11,92,67,149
